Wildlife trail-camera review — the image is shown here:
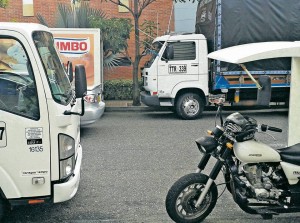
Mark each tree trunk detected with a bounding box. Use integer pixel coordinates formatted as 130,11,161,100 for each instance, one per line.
132,0,141,106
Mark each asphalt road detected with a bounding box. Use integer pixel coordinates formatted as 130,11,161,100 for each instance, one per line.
4,109,300,223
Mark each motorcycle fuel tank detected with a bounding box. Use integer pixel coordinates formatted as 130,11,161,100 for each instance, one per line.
233,140,281,163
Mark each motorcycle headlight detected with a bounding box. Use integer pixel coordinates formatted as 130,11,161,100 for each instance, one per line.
195,136,218,154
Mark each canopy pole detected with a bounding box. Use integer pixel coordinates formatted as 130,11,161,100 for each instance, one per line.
240,64,262,90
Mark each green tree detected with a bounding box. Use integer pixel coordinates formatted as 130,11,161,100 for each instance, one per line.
89,17,133,68
0,0,8,8
37,2,106,28
102,0,158,106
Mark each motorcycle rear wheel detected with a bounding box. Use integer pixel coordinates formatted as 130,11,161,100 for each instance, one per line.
166,173,218,223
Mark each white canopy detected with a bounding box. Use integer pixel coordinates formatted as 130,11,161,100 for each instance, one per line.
207,41,300,64
207,41,300,146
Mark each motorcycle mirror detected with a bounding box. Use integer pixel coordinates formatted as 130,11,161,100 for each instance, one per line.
257,75,271,106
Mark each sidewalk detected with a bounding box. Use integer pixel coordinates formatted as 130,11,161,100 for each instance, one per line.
104,100,168,112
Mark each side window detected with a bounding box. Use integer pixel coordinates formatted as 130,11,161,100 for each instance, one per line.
0,38,40,120
164,41,196,61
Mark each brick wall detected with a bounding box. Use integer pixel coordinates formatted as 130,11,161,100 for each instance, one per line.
0,0,174,81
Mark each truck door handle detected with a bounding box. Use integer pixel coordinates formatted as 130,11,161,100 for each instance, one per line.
191,64,199,67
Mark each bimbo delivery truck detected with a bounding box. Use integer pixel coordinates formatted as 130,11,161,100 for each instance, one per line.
141,0,299,119
0,23,86,218
50,28,105,126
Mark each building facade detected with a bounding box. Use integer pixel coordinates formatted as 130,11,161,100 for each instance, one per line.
0,0,174,80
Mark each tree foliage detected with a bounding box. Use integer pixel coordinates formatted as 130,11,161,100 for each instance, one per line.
37,2,106,28
140,20,161,52
90,17,132,56
0,0,8,8
102,0,161,105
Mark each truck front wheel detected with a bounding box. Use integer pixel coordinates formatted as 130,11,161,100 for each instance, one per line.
176,93,204,120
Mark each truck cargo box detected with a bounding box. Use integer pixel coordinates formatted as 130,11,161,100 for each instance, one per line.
196,0,300,93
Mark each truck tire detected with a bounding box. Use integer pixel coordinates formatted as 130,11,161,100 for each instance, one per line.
176,93,204,120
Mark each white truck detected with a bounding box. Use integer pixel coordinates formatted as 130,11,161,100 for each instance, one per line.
50,28,105,126
141,0,298,119
141,33,209,119
0,23,86,218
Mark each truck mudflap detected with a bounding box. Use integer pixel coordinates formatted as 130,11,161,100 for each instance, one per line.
140,91,160,107
53,144,82,203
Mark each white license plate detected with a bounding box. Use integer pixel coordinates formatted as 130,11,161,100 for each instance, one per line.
168,64,187,74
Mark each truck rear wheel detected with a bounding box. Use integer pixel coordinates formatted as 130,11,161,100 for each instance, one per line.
176,93,204,120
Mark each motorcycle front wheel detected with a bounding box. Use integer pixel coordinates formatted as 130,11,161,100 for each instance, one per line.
165,173,218,223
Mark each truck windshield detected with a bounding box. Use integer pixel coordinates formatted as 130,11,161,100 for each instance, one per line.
144,41,164,68
32,31,72,105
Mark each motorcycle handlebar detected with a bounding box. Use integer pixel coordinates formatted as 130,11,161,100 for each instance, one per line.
260,124,282,133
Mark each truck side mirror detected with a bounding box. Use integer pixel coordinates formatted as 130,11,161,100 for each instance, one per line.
163,44,174,60
257,75,271,106
74,65,87,98
67,61,73,83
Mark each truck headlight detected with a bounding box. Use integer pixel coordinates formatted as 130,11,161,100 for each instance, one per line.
58,134,75,179
58,134,75,159
60,156,75,179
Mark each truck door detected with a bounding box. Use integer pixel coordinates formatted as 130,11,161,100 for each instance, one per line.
157,40,199,96
0,32,51,199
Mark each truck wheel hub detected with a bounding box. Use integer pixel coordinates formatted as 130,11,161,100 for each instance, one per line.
183,97,199,115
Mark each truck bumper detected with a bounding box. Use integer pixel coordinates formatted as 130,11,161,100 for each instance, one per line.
53,144,82,203
80,101,105,126
140,91,160,107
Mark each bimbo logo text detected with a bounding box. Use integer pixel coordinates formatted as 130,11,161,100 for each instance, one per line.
54,37,90,58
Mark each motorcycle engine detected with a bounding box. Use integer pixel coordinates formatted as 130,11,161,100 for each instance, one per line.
242,164,284,201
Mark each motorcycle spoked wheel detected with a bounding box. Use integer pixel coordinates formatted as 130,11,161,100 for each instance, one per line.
166,173,218,223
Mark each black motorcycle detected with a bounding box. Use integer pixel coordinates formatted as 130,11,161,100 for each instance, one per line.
165,98,300,222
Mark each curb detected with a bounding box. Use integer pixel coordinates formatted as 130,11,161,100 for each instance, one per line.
105,106,288,114
105,106,170,112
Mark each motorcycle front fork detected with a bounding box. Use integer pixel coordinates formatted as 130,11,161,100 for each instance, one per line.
195,148,232,207
196,153,211,173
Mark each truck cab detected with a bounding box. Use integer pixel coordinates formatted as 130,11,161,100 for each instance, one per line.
141,33,209,119
0,23,85,218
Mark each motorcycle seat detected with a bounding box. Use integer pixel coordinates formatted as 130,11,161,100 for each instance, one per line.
277,143,300,166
